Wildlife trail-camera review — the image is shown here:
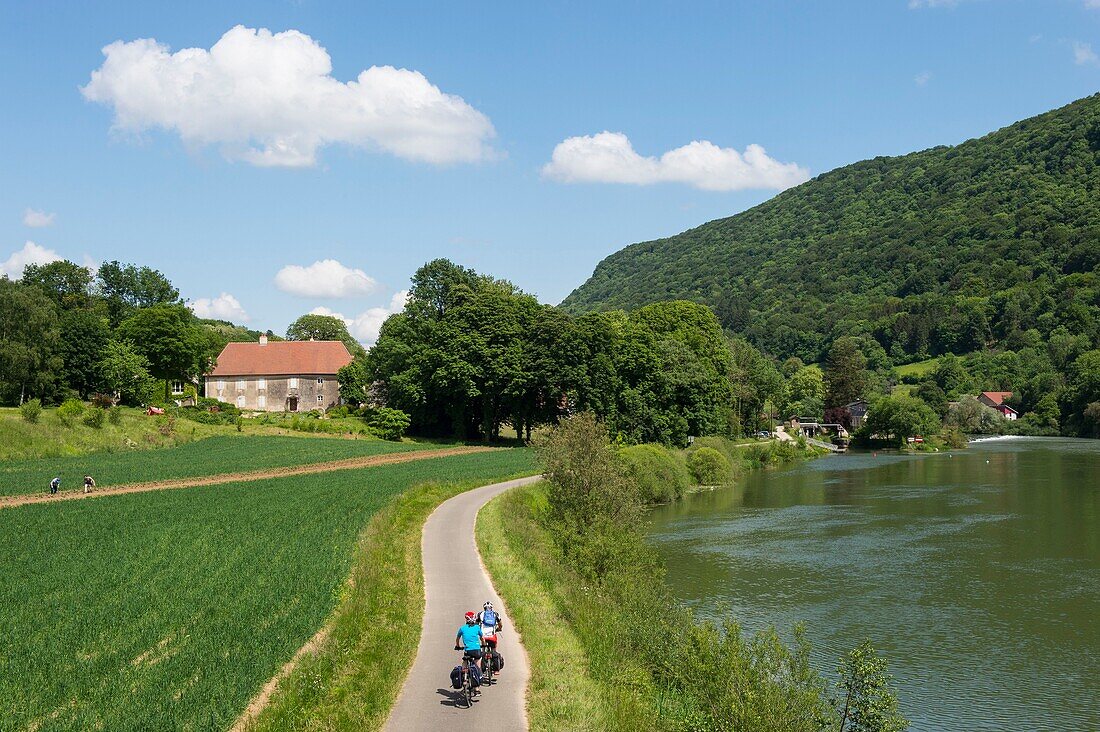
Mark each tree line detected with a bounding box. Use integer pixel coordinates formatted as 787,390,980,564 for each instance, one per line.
0,259,355,407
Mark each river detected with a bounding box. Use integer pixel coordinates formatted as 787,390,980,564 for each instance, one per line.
646,438,1099,731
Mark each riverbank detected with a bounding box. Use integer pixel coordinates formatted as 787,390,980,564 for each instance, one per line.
474,422,889,731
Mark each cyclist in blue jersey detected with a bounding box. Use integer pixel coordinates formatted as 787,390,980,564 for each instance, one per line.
454,611,483,694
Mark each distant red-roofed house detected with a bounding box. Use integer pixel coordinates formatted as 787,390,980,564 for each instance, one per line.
204,336,353,412
978,391,1018,420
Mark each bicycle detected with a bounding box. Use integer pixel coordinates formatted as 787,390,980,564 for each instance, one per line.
455,647,480,708
480,635,498,686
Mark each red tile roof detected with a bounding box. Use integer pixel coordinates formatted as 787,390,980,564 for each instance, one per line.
980,391,1013,405
207,340,353,377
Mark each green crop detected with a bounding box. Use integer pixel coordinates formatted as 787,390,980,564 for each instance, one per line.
0,435,434,498
0,448,537,730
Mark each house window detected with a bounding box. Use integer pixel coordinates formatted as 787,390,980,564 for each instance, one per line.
217,380,225,391
288,377,299,389
237,379,246,391
317,377,325,385
257,378,266,391
317,395,324,404
171,380,185,395
257,395,266,410
237,395,246,408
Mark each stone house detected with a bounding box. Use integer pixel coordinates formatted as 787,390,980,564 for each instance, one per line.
205,336,354,412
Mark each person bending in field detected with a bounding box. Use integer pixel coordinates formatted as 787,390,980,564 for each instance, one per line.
49,477,60,495
83,475,96,494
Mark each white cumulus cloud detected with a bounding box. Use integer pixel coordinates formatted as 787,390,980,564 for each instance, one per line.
23,209,56,227
1,241,62,279
81,25,496,168
914,71,932,86
190,292,250,322
542,132,809,192
1073,41,1099,65
311,290,409,346
274,259,378,298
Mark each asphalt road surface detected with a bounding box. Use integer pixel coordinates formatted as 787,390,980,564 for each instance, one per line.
384,475,540,731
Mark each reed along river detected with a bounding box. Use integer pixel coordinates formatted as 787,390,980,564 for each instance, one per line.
646,438,1099,731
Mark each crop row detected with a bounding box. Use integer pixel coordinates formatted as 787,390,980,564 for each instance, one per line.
0,435,431,498
0,448,537,730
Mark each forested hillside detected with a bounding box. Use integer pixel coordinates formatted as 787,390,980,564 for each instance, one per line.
563,94,1100,364
562,94,1100,436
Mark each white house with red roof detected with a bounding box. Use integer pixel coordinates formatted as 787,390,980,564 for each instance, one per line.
205,336,354,412
978,391,1018,420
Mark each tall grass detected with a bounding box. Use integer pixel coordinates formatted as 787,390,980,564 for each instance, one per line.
477,485,614,731
482,416,904,731
0,449,537,730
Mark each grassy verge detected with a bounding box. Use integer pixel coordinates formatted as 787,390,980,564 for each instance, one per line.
476,483,612,731
0,434,431,498
476,426,850,732
0,449,537,730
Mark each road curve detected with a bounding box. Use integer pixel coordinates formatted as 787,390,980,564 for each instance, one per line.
384,475,540,732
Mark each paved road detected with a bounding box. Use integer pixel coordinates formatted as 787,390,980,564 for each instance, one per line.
384,475,540,732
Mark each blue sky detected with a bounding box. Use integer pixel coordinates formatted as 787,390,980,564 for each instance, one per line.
2,0,1099,342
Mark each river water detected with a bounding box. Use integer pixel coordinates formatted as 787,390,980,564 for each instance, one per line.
646,438,1099,731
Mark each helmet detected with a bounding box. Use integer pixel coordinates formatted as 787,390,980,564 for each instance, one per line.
464,611,476,623
483,601,494,611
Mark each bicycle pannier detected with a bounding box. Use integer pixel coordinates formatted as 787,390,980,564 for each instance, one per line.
450,665,463,689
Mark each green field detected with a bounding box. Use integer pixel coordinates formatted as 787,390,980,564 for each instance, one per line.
894,358,940,378
0,448,536,730
0,435,435,498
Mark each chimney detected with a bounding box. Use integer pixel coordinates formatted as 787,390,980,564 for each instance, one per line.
259,334,268,346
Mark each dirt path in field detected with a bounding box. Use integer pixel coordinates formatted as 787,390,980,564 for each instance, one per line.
0,446,498,510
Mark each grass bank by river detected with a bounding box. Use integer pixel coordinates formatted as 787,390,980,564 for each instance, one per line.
475,428,877,732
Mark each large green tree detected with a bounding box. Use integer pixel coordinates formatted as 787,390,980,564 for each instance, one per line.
116,304,205,399
96,261,180,326
0,279,61,403
98,339,155,405
286,313,365,358
21,260,93,310
58,309,111,397
825,337,868,409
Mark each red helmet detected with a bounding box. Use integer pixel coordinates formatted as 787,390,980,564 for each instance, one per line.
464,611,476,623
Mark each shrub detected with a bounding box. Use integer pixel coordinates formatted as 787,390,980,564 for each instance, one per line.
107,406,123,426
19,399,42,424
834,641,908,732
82,407,106,429
687,446,731,485
235,416,244,432
619,443,691,503
57,398,85,427
363,407,412,441
326,405,351,419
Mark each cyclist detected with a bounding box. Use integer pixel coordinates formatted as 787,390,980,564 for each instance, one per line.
454,611,483,694
477,601,503,651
